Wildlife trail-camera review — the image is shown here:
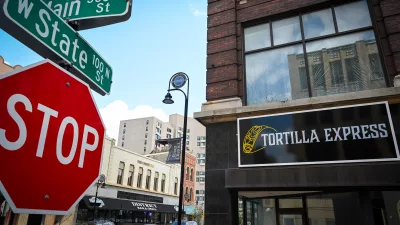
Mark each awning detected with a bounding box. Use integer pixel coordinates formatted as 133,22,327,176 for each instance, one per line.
82,196,179,213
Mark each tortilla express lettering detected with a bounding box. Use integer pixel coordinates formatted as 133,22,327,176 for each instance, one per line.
243,123,388,154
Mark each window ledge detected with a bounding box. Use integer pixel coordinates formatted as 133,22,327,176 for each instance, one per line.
194,87,400,125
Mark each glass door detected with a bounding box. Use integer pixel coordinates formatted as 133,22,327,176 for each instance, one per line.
279,214,303,225
277,197,305,225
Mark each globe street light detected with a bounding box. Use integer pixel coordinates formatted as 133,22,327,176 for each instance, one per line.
162,72,189,225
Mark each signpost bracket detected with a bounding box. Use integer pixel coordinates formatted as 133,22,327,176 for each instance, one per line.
66,20,80,31
58,60,73,72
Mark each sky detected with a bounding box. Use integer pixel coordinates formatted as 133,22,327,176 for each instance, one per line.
0,0,207,139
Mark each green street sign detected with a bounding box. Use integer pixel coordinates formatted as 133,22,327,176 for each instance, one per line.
1,0,113,95
42,0,130,21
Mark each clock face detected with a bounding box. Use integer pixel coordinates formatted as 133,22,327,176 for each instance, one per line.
172,74,186,88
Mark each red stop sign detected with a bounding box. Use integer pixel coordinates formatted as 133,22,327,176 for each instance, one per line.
0,60,105,215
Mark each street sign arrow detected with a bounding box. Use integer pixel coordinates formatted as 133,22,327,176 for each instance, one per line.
0,0,113,95
42,0,132,30
0,60,105,215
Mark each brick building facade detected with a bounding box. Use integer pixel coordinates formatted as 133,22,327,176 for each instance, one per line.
205,0,400,102
196,1,400,225
184,153,197,206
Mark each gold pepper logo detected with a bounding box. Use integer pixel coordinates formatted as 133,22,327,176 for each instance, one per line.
243,125,277,154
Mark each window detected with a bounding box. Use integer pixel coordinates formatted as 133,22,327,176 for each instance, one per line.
122,136,125,140
127,165,134,186
197,171,205,176
124,123,126,128
167,134,171,139
306,193,361,225
153,172,159,191
196,177,205,182
145,133,148,138
369,53,384,79
330,60,344,86
245,23,271,51
121,142,124,147
299,67,308,90
186,141,190,145
167,128,171,133
197,142,200,146
189,188,193,201
146,120,149,125
161,174,166,192
145,169,151,190
202,136,206,141
187,135,190,139
146,126,148,131
197,136,201,141
144,140,147,145
174,177,178,195
144,147,146,152
244,1,386,105
187,129,190,133
190,168,194,181
178,127,182,131
117,162,125,184
137,167,143,188
185,187,189,200
186,167,189,180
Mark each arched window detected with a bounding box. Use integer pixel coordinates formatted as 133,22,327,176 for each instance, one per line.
189,188,193,201
186,167,189,180
185,187,189,201
190,168,193,181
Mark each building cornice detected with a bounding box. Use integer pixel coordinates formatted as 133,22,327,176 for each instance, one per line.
194,87,400,125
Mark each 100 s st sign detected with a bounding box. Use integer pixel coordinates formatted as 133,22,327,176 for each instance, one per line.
237,102,400,167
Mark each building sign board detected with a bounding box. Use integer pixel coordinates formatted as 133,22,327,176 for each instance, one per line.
166,138,182,164
237,102,399,167
0,0,113,95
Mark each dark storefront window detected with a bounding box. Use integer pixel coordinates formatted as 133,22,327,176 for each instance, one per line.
241,192,368,225
117,162,125,185
244,0,386,105
137,167,143,188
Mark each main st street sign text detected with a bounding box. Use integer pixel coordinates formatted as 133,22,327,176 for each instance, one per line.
43,0,130,21
0,0,113,95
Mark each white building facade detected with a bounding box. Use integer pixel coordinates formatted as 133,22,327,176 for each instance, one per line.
97,137,181,204
117,114,206,206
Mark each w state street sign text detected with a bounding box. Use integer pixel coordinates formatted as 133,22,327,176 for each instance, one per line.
0,60,105,215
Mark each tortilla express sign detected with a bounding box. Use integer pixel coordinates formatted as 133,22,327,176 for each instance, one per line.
237,102,400,167
1,0,112,95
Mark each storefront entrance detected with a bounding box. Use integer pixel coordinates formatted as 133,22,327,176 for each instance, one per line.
240,191,400,225
77,196,178,225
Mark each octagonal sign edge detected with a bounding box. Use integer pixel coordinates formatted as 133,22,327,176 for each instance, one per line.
0,59,106,215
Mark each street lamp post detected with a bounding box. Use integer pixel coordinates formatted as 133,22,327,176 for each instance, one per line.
162,72,189,225
93,174,106,221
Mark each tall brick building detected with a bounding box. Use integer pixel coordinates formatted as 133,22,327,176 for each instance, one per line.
195,0,400,225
